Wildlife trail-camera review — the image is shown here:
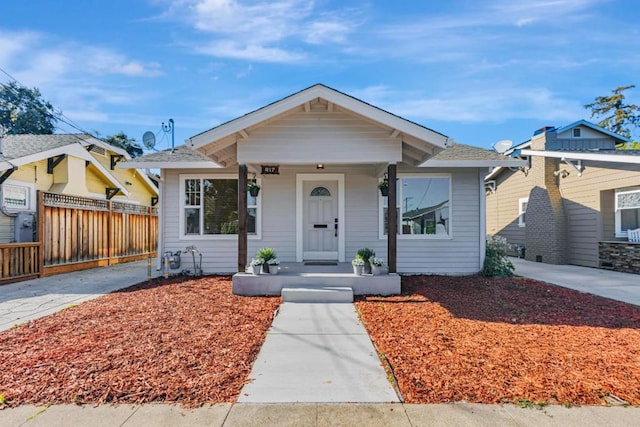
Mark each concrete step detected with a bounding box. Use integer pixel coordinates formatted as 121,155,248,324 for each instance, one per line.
281,286,354,303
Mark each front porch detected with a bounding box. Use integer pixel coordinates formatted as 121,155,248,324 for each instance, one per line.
232,262,401,297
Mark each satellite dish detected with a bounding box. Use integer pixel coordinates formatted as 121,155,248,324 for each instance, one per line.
493,140,513,154
142,131,156,150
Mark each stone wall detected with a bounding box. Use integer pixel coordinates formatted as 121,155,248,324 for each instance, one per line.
599,242,640,274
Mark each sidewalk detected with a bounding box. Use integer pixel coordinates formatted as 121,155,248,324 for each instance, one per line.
0,260,150,331
510,257,640,306
2,402,639,426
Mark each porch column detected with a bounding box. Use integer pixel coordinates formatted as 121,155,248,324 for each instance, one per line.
238,164,248,272
387,163,397,273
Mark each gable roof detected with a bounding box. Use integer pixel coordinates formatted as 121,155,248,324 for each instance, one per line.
555,119,631,143
0,134,158,196
188,83,450,150
122,145,221,169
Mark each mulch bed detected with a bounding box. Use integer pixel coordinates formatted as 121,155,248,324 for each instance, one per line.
0,276,279,408
355,275,640,406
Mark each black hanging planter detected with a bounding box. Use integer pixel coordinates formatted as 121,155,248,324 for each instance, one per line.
248,185,260,197
378,175,389,197
379,187,388,197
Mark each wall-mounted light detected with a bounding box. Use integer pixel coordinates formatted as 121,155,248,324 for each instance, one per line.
316,163,324,170
125,181,133,186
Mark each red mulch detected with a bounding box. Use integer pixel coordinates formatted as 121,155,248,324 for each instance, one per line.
355,275,640,406
0,276,279,408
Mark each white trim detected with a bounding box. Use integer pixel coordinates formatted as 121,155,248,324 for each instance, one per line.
157,169,165,270
615,188,640,238
178,173,262,241
421,159,528,168
520,149,640,164
122,161,221,169
189,84,449,150
518,197,529,227
1,179,36,212
479,169,486,269
295,173,345,262
378,173,453,240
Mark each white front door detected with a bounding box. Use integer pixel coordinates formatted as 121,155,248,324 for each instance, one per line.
296,174,345,262
303,180,338,260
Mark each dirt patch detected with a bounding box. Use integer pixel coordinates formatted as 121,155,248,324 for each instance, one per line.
0,276,279,408
355,275,640,406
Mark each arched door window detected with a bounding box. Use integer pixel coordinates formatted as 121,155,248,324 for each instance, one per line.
310,187,331,197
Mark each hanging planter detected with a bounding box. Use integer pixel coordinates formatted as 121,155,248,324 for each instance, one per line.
378,175,389,197
247,181,260,197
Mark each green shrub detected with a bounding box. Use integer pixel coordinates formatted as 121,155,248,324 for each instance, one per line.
481,235,514,277
256,247,277,262
356,248,375,261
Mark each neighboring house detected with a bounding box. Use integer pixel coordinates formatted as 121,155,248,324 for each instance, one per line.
0,134,158,243
486,120,640,273
127,84,523,275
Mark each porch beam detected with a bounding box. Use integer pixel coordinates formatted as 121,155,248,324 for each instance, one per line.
387,163,397,273
204,137,237,155
402,136,432,154
238,164,248,273
239,129,249,139
390,129,400,138
402,144,425,161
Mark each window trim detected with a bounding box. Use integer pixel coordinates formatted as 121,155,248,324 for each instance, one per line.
1,180,36,212
518,197,528,227
615,188,640,238
178,173,261,241
378,173,452,240
572,127,581,138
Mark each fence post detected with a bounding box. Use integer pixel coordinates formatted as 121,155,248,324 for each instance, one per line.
107,200,113,266
37,191,45,277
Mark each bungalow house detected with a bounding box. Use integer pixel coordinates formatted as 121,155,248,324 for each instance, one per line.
0,134,158,243
486,120,640,274
126,84,524,286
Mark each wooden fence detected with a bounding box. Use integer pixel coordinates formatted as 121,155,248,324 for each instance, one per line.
0,191,158,283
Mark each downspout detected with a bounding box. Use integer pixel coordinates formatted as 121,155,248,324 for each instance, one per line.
156,168,165,270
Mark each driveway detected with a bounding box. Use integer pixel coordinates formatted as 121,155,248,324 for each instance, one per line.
0,260,150,331
510,257,640,306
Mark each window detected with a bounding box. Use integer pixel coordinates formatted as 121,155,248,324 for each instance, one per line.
518,197,529,227
615,189,640,237
1,181,36,212
181,175,259,238
573,128,581,138
310,187,331,197
380,175,451,238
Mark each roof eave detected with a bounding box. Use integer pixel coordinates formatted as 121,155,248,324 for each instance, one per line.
520,149,640,164
420,159,529,168
121,161,222,169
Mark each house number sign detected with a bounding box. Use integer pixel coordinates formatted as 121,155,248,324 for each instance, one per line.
261,165,280,175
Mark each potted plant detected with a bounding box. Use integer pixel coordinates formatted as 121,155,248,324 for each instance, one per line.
356,248,375,274
351,258,365,276
256,247,276,274
249,258,263,275
370,257,385,275
247,181,260,197
378,178,389,197
267,258,280,275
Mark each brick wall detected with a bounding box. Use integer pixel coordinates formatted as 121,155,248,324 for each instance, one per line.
524,132,568,264
599,242,640,274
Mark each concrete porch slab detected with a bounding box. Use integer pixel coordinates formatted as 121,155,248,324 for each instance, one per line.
281,286,353,303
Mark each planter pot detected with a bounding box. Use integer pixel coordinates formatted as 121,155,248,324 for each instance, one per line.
353,265,364,276
249,266,260,275
379,187,388,197
249,187,260,197
261,264,270,274
268,265,279,275
371,265,384,276
363,261,372,275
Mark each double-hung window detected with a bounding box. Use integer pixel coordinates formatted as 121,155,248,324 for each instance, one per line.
380,175,451,238
518,197,528,227
181,175,259,239
615,189,640,238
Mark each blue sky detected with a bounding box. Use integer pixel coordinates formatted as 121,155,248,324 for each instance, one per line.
2,0,639,151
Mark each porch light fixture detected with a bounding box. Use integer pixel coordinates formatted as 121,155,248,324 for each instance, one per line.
316,163,325,170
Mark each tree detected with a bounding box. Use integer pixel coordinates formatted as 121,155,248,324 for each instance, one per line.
584,85,640,141
0,81,57,134
104,132,143,158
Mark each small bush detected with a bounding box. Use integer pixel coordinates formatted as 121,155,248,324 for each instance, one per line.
482,235,514,277
256,247,277,262
356,248,375,261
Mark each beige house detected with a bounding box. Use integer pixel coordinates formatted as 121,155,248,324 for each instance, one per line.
0,134,158,243
486,120,640,273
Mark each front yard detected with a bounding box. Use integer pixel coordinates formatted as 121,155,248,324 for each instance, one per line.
1,274,639,408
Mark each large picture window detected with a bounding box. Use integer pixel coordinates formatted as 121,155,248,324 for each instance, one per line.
181,175,259,238
615,189,640,237
380,175,451,238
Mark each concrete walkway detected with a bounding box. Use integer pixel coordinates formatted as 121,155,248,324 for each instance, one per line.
239,302,399,403
0,260,150,331
2,402,639,426
511,257,640,306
